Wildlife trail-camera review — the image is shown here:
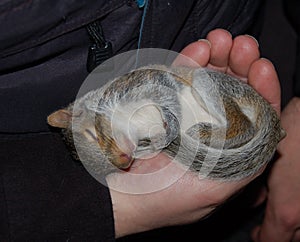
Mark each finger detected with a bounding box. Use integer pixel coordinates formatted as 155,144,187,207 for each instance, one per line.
248,58,281,115
251,226,261,242
173,39,211,67
292,228,300,242
227,35,260,80
206,28,233,71
256,224,293,242
252,208,294,242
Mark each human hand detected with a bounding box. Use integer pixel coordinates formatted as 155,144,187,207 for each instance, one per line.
108,29,281,238
252,97,300,242
176,29,281,115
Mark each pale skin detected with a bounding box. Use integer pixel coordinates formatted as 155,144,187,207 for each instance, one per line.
107,29,282,238
252,97,300,242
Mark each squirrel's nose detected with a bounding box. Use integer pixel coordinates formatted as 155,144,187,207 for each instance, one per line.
116,153,134,169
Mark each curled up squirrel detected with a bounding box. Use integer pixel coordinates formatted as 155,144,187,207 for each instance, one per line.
47,65,285,181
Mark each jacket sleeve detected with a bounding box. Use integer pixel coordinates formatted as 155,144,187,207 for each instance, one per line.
0,133,116,241
0,1,130,241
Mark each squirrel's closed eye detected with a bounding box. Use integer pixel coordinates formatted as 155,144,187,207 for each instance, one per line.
138,138,151,147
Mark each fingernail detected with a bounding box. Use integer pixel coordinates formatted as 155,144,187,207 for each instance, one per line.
220,29,233,38
245,34,259,47
260,57,276,69
197,39,211,48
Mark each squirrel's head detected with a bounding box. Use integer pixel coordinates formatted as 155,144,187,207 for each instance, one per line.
47,102,178,170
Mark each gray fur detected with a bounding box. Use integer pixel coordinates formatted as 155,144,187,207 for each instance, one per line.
48,65,284,181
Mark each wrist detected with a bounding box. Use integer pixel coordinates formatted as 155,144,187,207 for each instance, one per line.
109,186,150,238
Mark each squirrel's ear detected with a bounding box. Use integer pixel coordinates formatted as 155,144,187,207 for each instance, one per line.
47,109,73,128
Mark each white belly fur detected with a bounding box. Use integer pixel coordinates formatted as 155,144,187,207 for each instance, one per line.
178,86,218,131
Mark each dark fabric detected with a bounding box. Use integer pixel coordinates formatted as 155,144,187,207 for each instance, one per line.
0,133,115,241
0,0,263,241
294,38,300,97
284,0,300,97
139,0,262,50
0,0,262,133
0,1,142,133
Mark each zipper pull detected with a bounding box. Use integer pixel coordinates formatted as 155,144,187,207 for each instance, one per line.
136,0,146,8
86,20,113,72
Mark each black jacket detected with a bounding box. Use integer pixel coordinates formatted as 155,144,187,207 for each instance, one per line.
284,0,300,96
0,0,262,241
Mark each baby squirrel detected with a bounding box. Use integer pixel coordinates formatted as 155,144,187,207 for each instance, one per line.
47,65,285,181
